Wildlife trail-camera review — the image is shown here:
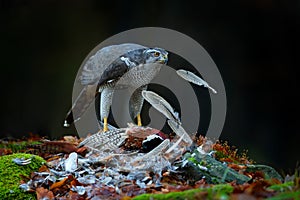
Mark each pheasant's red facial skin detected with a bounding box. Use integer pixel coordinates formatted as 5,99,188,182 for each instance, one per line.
156,131,168,140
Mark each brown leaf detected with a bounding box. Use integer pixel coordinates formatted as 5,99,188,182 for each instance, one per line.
36,187,55,200
0,148,12,156
50,176,71,190
245,180,274,198
70,178,82,187
42,141,78,154
38,165,50,172
28,132,43,141
68,190,86,200
46,154,62,162
230,193,256,200
76,146,88,155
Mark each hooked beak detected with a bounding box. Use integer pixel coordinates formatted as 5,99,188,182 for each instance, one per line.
159,55,168,64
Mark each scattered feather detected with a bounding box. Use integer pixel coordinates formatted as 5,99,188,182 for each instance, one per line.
176,69,217,94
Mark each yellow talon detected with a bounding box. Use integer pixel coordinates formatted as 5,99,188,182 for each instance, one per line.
103,117,108,132
137,113,142,126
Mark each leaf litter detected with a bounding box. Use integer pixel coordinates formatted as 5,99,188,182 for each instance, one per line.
1,132,299,200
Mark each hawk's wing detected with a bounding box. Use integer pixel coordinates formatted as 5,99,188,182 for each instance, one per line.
80,43,146,85
96,58,131,88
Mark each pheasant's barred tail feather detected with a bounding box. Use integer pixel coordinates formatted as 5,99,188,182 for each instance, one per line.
79,129,128,151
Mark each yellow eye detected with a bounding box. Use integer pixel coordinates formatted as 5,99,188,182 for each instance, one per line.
153,52,160,57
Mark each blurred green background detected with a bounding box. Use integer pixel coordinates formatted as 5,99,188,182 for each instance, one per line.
0,0,299,172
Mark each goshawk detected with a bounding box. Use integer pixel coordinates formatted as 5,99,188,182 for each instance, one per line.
64,43,168,131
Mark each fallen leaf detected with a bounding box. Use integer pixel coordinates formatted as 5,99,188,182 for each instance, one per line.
36,187,55,200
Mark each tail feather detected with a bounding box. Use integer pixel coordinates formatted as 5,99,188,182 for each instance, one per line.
63,110,74,127
63,85,97,128
78,128,127,150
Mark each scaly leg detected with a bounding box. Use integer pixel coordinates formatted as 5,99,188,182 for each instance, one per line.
137,113,142,126
100,88,114,132
129,85,147,126
103,117,108,132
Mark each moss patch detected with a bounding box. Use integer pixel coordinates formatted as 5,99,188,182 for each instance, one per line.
267,190,300,200
0,153,46,200
133,184,234,200
0,141,41,153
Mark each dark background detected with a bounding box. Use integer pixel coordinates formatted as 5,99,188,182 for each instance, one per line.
1,0,299,173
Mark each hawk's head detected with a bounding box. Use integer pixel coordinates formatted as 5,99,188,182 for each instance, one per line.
143,48,168,64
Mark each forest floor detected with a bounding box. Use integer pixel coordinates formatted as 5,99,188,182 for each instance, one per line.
0,132,299,200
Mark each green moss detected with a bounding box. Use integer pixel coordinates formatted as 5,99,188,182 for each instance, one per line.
267,190,300,200
0,141,41,153
133,184,234,200
266,174,300,199
267,181,294,192
0,153,46,200
214,151,227,159
133,188,202,200
187,156,197,164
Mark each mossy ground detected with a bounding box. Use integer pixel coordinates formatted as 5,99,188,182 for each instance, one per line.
266,178,300,200
133,180,300,200
0,137,298,199
0,153,46,200
133,184,234,200
0,140,41,153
